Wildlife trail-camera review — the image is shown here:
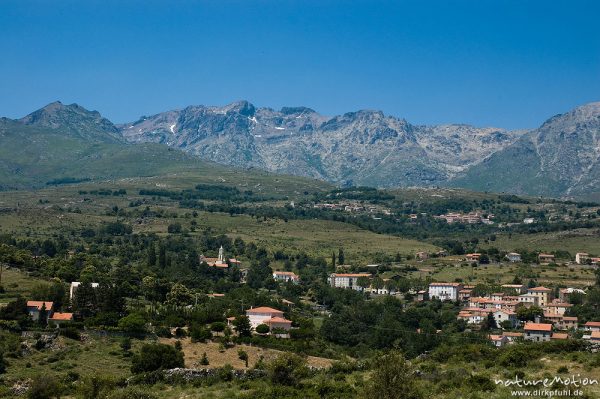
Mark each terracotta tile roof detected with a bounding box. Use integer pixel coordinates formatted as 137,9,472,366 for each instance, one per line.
563,317,578,321
26,301,54,311
551,333,568,340
585,321,600,327
49,312,73,321
266,317,292,325
524,322,552,332
502,332,524,337
591,331,600,339
429,282,462,287
246,307,283,314
331,273,371,278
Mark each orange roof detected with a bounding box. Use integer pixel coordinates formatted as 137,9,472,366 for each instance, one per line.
429,282,462,287
49,312,73,321
246,307,283,314
585,321,600,327
563,317,578,321
551,333,568,340
26,301,54,311
332,273,371,278
502,332,523,337
591,331,600,339
489,334,505,341
266,317,292,325
524,322,552,332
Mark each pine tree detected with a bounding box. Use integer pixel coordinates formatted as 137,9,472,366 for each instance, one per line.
338,248,345,265
158,245,167,269
147,245,156,267
331,252,336,270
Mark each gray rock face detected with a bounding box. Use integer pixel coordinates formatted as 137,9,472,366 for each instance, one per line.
119,101,524,188
451,102,600,198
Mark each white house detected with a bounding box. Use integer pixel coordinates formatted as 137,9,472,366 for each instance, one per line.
428,282,463,301
523,322,552,342
493,309,518,328
575,253,590,264
26,301,54,322
245,306,291,331
328,273,371,291
272,271,300,283
70,282,99,300
505,252,522,263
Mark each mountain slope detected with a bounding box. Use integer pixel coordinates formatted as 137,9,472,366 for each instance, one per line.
449,102,600,198
120,101,524,187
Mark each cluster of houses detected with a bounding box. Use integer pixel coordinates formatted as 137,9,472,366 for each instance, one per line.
575,252,600,265
313,202,391,215
428,281,598,346
434,212,494,225
26,301,74,327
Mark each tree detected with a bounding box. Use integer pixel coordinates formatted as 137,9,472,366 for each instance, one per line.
255,324,270,334
38,303,48,327
158,245,167,269
233,315,252,337
118,313,147,336
167,223,182,234
267,353,308,386
356,276,370,291
366,350,422,399
338,248,345,265
147,246,156,267
481,312,497,331
120,337,132,353
331,252,336,270
131,343,184,373
199,352,209,366
72,282,98,318
0,352,6,374
166,283,193,307
238,349,249,368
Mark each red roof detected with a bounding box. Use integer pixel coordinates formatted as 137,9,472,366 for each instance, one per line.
49,312,73,321
551,333,568,340
266,317,292,325
332,273,371,278
585,321,600,327
524,322,552,332
26,301,54,311
246,307,283,314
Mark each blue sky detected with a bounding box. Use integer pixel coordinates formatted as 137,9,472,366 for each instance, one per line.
1,0,599,129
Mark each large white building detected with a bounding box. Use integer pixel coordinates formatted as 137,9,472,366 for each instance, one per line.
328,273,371,291
428,282,463,301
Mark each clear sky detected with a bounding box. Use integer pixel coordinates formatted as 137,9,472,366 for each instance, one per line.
1,0,599,129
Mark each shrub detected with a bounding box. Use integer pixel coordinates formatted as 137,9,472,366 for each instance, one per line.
255,324,270,334
267,353,308,387
28,375,62,399
131,343,184,374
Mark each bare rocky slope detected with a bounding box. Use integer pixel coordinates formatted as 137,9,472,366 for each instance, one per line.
119,101,525,188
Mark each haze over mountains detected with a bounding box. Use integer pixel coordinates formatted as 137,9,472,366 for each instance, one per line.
1,100,599,199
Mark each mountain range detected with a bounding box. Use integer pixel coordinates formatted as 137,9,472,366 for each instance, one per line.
1,100,599,199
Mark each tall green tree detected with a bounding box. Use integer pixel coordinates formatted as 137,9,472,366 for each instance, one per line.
366,350,422,399
338,248,345,265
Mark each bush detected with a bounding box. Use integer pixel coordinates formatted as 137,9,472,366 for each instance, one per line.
189,325,212,343
118,313,147,336
107,387,158,399
131,343,184,374
255,324,270,334
28,375,62,399
267,353,308,387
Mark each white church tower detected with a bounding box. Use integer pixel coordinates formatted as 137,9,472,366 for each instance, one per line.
218,245,225,263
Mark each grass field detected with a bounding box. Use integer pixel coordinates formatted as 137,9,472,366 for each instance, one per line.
0,268,49,304
488,229,600,255
159,338,333,369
